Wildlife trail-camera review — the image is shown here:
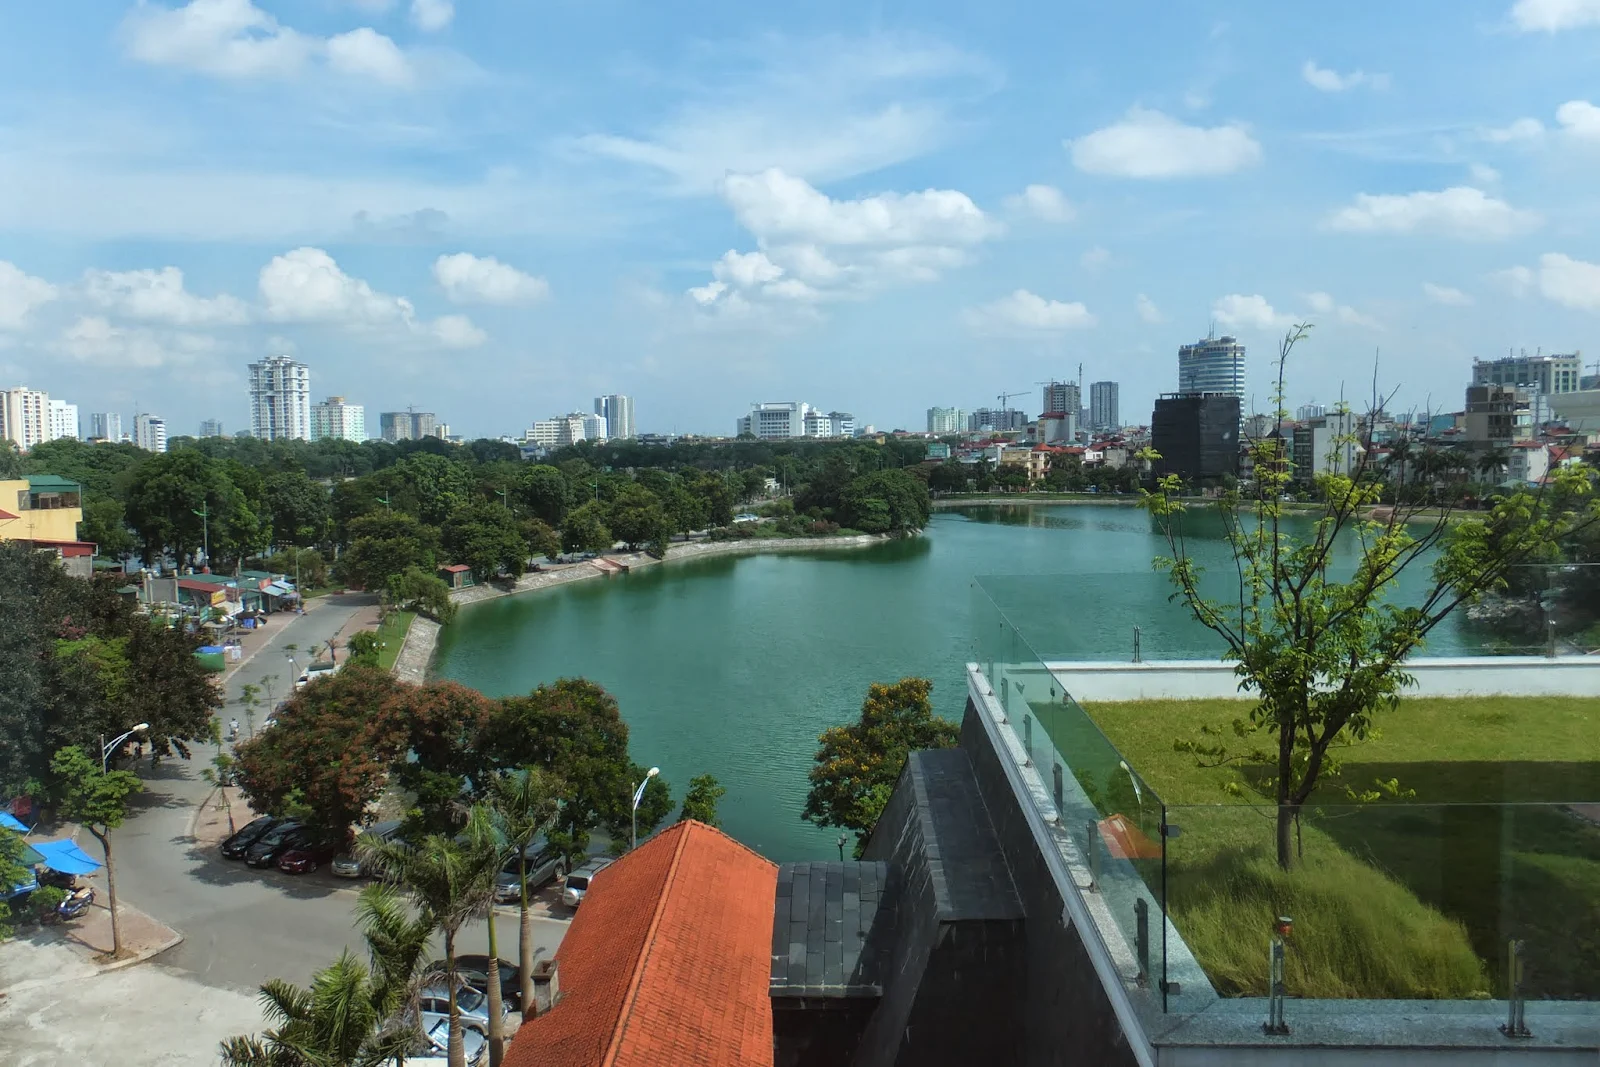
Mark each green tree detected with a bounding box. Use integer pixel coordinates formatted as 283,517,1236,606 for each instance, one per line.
48,745,142,957
927,458,969,494
80,496,136,558
803,678,957,856
441,503,527,584
386,565,457,623
264,470,330,548
560,501,613,555
837,469,931,534
0,827,32,938
346,631,382,668
1141,324,1600,870
677,774,726,827
339,513,437,592
515,465,569,527
522,517,561,562
264,548,329,589
359,805,503,1067
606,484,671,552
484,768,563,1023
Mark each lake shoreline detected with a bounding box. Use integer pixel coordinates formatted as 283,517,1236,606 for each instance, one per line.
408,533,894,680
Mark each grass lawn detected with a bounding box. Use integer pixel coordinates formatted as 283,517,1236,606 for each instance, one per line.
375,611,415,672
1045,696,1600,999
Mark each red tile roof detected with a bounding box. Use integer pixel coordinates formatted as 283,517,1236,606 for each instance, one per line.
440,564,472,573
505,820,777,1067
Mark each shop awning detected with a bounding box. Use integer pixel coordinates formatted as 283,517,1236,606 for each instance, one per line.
30,838,103,875
264,581,299,598
0,812,28,833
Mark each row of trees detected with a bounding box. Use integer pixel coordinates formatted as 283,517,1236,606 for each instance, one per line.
926,453,1142,495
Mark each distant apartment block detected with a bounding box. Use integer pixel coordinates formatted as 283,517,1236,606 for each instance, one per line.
88,412,123,443
248,354,312,441
529,412,606,448
199,419,224,438
311,397,366,442
1296,403,1326,422
1089,381,1119,431
1291,411,1361,480
594,395,634,440
1473,351,1582,395
48,400,79,442
380,409,437,442
133,412,167,453
734,402,854,439
926,407,966,435
0,386,51,452
1151,393,1240,482
1178,335,1246,398
967,408,1028,432
1463,384,1527,448
1042,380,1080,417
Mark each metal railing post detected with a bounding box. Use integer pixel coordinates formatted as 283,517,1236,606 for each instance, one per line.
1501,939,1531,1039
1132,626,1143,664
1263,916,1291,1035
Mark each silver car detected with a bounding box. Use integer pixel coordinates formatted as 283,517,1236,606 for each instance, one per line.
561,856,615,908
493,838,566,903
331,819,403,879
419,981,507,1035
422,1019,485,1065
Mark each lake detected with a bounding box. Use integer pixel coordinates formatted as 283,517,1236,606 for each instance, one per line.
433,504,1471,860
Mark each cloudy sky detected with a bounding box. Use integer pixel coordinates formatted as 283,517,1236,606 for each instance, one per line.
2,0,1599,438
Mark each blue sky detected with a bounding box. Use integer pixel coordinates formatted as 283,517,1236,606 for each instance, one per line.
2,0,1599,438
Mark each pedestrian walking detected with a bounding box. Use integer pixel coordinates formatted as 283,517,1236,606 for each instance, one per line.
228,718,240,742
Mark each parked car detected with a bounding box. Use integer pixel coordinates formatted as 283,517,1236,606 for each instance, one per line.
562,856,615,908
452,955,521,1012
492,838,566,903
243,821,306,868
419,980,507,1035
220,816,285,860
331,820,403,879
425,1019,486,1065
276,838,340,874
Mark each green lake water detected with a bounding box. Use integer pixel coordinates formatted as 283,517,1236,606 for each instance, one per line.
433,505,1470,860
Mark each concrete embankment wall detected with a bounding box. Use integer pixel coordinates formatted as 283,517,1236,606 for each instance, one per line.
1047,656,1600,702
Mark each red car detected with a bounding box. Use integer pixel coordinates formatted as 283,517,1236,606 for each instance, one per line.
276,838,339,874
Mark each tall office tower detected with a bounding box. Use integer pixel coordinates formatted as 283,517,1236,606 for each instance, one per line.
48,399,79,442
133,413,168,453
967,408,1029,432
1089,382,1120,431
1296,403,1326,422
0,386,50,451
248,354,312,441
379,410,437,442
89,412,123,442
1472,352,1582,395
1042,380,1081,416
926,407,966,434
1178,335,1246,398
311,397,367,441
594,395,634,440
1151,393,1241,482
199,419,225,438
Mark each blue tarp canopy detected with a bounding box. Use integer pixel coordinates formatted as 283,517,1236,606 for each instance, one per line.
0,812,27,833
30,839,102,875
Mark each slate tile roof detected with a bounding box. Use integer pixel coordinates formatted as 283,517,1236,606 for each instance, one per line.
504,820,778,1067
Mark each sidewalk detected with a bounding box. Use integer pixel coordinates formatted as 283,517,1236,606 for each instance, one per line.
48,895,183,968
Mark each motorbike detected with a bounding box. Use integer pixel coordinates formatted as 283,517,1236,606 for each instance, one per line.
39,883,95,924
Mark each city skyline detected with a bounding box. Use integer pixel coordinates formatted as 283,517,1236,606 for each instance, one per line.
0,4,1597,437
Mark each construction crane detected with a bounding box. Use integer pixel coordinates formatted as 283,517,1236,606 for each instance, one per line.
996,390,1029,410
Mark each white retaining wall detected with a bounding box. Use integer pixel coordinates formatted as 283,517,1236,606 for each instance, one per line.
1046,656,1600,702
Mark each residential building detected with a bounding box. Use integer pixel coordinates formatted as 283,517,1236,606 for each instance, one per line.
529,412,605,448
1178,334,1246,398
1291,411,1362,481
379,409,437,442
1151,393,1241,482
594,395,635,440
738,402,811,439
1242,413,1280,441
46,399,78,442
1472,351,1582,395
827,411,856,437
1042,380,1080,417
310,396,366,442
1037,412,1077,443
1551,388,1600,441
1463,384,1524,448
197,419,223,438
1507,442,1550,485
0,386,51,451
88,412,122,443
1089,381,1119,431
1296,403,1327,422
247,354,312,441
967,408,1028,432
0,476,83,544
803,409,833,438
927,406,966,434
133,412,168,453
502,820,777,1067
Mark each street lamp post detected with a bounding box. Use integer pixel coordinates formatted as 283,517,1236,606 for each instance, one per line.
191,502,209,569
630,766,660,850
101,723,150,773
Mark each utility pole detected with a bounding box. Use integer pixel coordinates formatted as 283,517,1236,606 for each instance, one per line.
192,501,209,569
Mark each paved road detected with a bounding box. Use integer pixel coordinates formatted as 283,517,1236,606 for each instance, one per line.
4,601,569,1067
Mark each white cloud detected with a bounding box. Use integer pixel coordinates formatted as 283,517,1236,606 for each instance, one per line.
1069,107,1262,178
81,267,250,326
1336,305,1383,330
431,314,486,348
1469,163,1502,185
962,289,1096,334
1422,282,1474,306
722,169,997,247
1324,186,1540,239
259,247,413,324
0,262,59,330
1479,117,1544,143
1556,99,1600,141
1080,246,1111,271
1301,61,1390,92
326,28,413,86
124,0,414,85
1302,290,1382,329
432,253,550,305
1212,293,1294,330
1004,184,1075,223
1136,293,1164,323
1536,253,1600,311
1490,265,1535,297
1306,291,1336,314
410,0,454,31
1510,0,1600,31
713,250,786,289
58,316,218,369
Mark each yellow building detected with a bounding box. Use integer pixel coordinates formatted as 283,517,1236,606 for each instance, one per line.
0,476,84,544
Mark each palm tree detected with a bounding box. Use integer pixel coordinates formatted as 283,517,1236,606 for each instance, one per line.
357,882,437,1052
362,806,503,1067
485,768,562,1025
1478,446,1511,484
